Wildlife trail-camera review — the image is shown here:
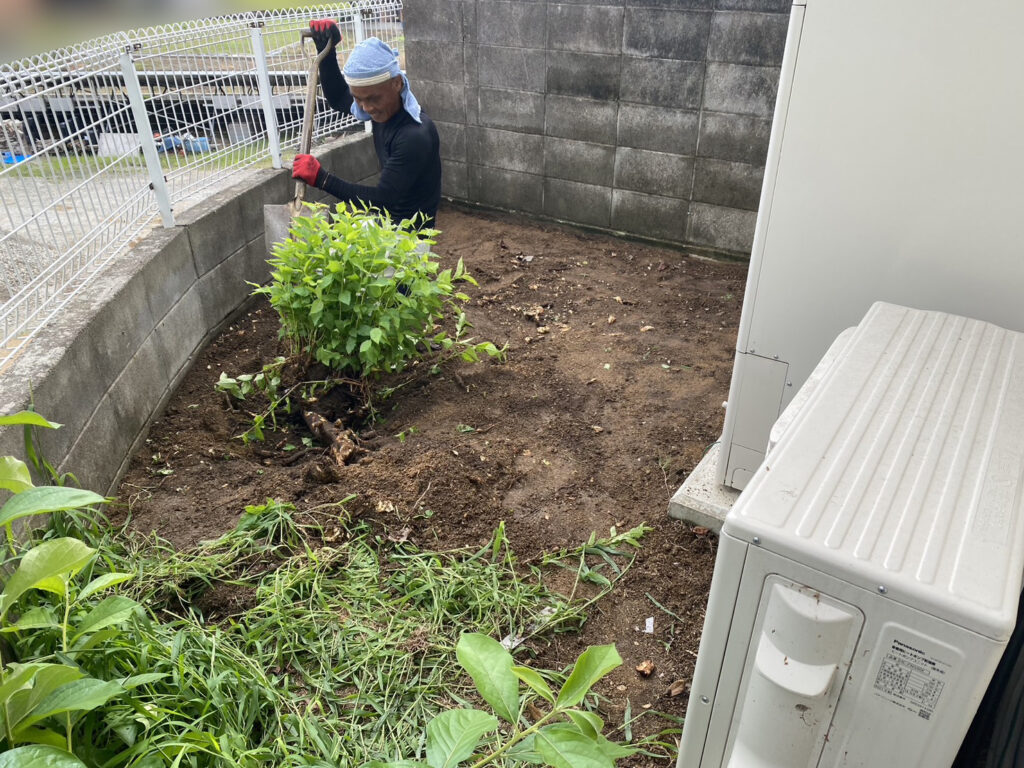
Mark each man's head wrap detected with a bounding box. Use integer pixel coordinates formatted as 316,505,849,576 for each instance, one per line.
342,37,422,123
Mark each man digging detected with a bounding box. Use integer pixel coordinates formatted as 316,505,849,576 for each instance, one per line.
291,21,442,230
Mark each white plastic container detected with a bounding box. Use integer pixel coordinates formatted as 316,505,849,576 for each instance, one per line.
678,302,1024,767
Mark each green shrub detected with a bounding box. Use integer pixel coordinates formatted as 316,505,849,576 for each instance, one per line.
256,203,503,377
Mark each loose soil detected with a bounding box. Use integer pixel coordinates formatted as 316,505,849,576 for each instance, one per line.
115,203,747,763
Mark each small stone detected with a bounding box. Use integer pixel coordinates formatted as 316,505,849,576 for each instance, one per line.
591,425,604,433
616,684,627,692
537,326,550,334
636,660,656,677
640,325,654,332
607,315,616,325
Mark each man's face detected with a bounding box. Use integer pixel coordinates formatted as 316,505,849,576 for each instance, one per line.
350,76,404,123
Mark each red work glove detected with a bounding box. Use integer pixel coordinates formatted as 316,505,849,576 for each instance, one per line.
292,154,321,186
309,19,341,53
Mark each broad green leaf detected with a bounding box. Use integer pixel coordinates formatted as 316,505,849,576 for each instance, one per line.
0,663,45,702
0,745,86,768
565,709,604,740
18,678,122,732
0,606,59,633
555,644,622,709
0,486,106,529
363,763,429,768
71,595,141,641
370,327,384,344
511,665,555,704
535,724,614,768
77,572,134,601
425,708,497,768
595,735,639,760
506,733,543,765
0,412,61,429
0,539,96,618
120,672,168,689
0,456,34,493
5,664,83,731
455,633,520,723
9,726,66,749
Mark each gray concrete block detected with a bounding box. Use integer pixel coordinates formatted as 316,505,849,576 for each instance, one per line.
547,4,624,54
623,8,711,61
627,0,713,8
320,134,379,182
708,11,789,65
435,120,467,162
406,39,466,85
617,105,699,155
620,57,704,109
468,164,544,214
716,0,791,13
464,44,479,86
697,110,772,164
149,284,207,387
614,147,694,199
403,0,464,42
61,334,166,493
227,168,291,241
479,1,547,47
546,51,620,101
545,94,618,145
478,87,546,134
692,157,763,210
442,160,469,199
611,189,687,242
703,62,780,117
177,187,247,277
544,137,615,186
667,442,739,531
466,85,479,124
462,0,478,43
413,80,468,123
544,178,612,228
686,201,757,252
127,226,197,325
467,126,545,174
479,46,548,92
199,238,270,330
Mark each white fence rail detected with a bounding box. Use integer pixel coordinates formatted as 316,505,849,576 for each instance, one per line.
0,2,402,366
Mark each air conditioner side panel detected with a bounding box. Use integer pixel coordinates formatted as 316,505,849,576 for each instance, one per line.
687,543,1007,768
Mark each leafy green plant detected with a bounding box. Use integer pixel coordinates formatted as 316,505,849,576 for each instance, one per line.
215,357,338,443
255,202,504,377
0,411,661,767
368,633,635,768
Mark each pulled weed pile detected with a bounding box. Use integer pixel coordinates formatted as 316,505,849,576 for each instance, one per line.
7,495,650,767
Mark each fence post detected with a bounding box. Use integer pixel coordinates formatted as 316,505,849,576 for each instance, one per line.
250,22,283,169
351,8,373,135
119,48,174,228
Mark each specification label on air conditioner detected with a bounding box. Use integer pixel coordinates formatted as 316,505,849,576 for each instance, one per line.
872,638,951,720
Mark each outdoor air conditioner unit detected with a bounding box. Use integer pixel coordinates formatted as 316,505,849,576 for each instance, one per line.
676,302,1024,768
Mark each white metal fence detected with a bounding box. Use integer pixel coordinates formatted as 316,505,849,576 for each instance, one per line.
0,2,403,367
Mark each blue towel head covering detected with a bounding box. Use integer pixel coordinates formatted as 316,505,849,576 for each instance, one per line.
342,37,422,123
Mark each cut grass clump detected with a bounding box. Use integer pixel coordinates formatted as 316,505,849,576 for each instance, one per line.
5,496,649,767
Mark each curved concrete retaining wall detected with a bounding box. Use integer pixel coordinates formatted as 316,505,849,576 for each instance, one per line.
0,132,379,495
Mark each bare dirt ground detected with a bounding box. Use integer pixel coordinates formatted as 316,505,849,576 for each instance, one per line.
115,203,747,763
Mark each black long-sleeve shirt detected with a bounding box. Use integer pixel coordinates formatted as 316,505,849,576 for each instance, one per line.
316,49,442,228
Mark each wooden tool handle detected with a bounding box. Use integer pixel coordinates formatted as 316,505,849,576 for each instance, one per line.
294,30,336,208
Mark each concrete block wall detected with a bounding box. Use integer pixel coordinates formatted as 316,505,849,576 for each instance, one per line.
0,133,378,495
404,0,790,256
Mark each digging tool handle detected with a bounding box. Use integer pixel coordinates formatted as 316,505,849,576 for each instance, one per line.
294,30,336,209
